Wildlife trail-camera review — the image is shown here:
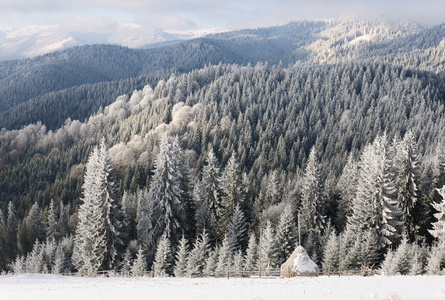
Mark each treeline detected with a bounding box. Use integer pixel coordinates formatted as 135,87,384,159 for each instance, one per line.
2,131,444,276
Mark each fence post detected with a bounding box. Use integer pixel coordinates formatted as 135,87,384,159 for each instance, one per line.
227,265,229,280
328,265,330,278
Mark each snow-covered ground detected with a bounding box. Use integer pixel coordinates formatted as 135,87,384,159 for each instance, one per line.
1,274,444,300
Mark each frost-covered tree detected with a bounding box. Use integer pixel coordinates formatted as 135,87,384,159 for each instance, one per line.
232,250,244,275
395,131,421,239
244,233,258,270
131,246,147,277
216,236,232,274
276,205,297,264
174,235,189,277
6,202,18,264
186,230,209,277
121,248,132,277
198,148,222,241
72,138,122,276
300,147,325,238
259,221,278,273
138,133,185,258
220,152,245,239
204,247,218,276
322,229,339,272
429,186,445,241
153,232,173,277
336,153,358,230
226,204,248,254
46,199,59,243
392,235,412,275
58,202,68,239
171,136,195,239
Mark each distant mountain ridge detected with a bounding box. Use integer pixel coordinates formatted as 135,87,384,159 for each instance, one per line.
0,18,444,131
0,25,227,61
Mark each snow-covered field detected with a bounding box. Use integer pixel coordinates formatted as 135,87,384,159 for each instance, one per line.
1,275,444,300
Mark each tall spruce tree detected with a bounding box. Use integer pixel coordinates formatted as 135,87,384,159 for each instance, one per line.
72,138,122,276
226,204,248,254
200,148,222,241
276,205,297,264
153,232,173,276
220,152,245,240
259,221,278,273
429,186,445,241
395,131,421,240
300,147,325,238
138,133,185,258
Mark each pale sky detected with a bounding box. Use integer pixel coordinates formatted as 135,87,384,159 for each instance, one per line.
0,0,444,32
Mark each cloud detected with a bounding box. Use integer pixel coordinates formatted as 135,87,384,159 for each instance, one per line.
0,0,443,33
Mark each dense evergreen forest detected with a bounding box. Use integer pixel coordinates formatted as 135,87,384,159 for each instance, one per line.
0,17,445,276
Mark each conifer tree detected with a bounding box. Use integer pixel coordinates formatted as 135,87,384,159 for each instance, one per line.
322,229,339,272
300,147,325,238
200,148,222,241
174,235,189,277
153,233,173,277
72,138,122,276
204,247,218,276
120,248,132,277
216,236,232,274
244,233,258,270
336,153,358,230
131,246,147,277
429,186,445,241
0,209,6,270
392,235,412,275
226,204,248,254
186,230,209,277
276,205,297,264
58,202,68,238
259,221,278,273
46,199,59,243
220,152,245,239
6,202,18,266
139,133,185,257
395,131,421,239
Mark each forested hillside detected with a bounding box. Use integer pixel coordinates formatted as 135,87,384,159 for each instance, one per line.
1,17,445,276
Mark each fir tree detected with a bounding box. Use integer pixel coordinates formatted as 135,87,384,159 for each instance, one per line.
204,247,218,276
153,232,173,277
226,204,248,254
220,152,245,240
186,230,209,277
275,205,297,265
429,186,445,241
131,246,147,277
300,147,325,238
46,199,59,243
244,233,258,270
336,153,358,230
72,139,122,276
216,236,232,274
174,235,189,277
395,131,421,240
259,221,278,273
139,133,185,258
6,202,18,267
322,229,339,272
121,248,133,277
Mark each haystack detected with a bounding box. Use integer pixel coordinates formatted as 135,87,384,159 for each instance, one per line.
280,246,319,277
